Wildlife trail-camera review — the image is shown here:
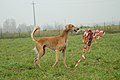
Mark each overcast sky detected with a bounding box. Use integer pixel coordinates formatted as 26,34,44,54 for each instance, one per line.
0,0,120,28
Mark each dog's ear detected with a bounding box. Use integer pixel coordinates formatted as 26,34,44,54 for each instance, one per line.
65,25,68,29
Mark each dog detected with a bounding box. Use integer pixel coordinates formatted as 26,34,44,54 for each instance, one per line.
31,24,79,67
75,29,94,67
75,29,105,68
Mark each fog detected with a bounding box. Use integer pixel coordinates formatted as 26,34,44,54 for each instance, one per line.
0,0,120,29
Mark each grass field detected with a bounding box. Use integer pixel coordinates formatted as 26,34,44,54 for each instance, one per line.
0,33,120,80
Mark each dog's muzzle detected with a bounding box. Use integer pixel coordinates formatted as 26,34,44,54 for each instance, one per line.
74,28,79,32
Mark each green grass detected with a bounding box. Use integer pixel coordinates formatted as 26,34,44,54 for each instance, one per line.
0,33,120,80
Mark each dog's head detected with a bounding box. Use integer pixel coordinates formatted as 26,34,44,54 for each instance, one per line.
65,24,79,32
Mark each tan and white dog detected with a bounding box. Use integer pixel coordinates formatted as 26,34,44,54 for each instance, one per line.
31,24,79,67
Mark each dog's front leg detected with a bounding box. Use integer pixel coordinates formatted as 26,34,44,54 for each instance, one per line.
52,49,59,67
62,47,67,68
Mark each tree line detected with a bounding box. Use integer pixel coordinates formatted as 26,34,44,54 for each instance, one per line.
0,19,34,33
0,19,65,33
0,18,120,39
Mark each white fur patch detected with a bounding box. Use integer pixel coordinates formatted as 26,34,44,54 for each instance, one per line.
33,47,38,55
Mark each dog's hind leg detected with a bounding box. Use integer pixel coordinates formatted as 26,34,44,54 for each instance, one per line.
37,48,44,67
82,46,87,61
33,47,38,66
52,49,59,67
43,45,46,56
75,58,82,68
35,44,45,67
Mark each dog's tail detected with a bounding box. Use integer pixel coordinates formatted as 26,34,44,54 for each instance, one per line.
31,26,40,41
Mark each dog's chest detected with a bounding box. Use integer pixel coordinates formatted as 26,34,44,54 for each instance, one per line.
52,41,67,50
57,40,67,49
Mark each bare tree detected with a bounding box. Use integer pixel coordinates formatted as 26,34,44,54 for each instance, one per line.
27,25,34,36
17,24,27,32
43,24,54,30
54,22,63,34
0,28,2,38
3,19,16,32
119,21,120,29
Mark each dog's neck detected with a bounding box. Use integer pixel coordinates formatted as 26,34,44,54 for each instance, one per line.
60,29,70,42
